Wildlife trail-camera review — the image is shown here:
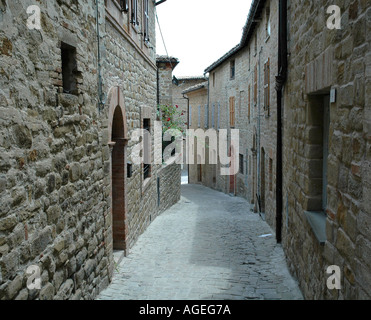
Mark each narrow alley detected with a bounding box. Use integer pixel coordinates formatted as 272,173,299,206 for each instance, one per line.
97,182,303,300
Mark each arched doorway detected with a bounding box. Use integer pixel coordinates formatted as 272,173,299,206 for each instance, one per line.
260,147,266,213
107,87,129,253
111,107,127,251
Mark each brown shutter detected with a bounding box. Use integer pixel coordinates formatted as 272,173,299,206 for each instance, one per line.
248,84,251,122
254,65,258,104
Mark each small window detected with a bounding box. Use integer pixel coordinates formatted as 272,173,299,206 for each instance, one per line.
229,97,235,127
131,0,138,25
230,60,235,79
269,157,273,191
213,72,216,87
239,154,244,174
248,85,251,122
143,118,151,180
264,58,270,115
143,0,149,41
266,6,271,38
120,0,129,12
61,42,78,95
254,65,258,104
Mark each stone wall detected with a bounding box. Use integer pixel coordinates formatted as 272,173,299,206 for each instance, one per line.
0,0,109,300
0,0,181,300
282,0,371,299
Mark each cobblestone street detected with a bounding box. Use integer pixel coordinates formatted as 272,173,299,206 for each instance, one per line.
97,183,303,300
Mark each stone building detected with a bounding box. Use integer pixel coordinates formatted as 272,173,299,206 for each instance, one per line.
0,0,180,300
280,0,371,299
202,0,279,230
181,82,209,184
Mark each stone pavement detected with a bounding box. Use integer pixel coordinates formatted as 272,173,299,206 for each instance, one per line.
97,184,303,300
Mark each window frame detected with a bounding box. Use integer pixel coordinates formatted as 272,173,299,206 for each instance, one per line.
131,0,139,26
143,0,149,42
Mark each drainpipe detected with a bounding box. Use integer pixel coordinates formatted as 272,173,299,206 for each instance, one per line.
96,0,104,113
257,45,263,217
275,0,288,244
182,93,190,184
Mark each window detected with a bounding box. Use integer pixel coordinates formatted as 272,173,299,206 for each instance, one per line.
229,97,235,127
269,157,273,191
248,84,251,122
212,72,216,87
217,102,220,130
143,0,149,41
230,60,235,79
120,0,129,12
239,154,244,174
264,58,270,115
248,49,251,71
254,34,257,55
61,42,78,95
143,118,151,180
131,0,138,25
211,103,215,128
198,105,201,128
204,104,208,128
266,6,271,38
189,105,192,126
254,65,258,104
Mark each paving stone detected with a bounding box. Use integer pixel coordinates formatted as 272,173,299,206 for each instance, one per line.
97,184,303,300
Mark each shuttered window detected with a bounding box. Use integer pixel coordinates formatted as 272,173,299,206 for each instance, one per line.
229,97,235,127
217,102,220,130
189,105,192,126
254,64,258,104
144,0,149,41
204,104,208,128
131,0,138,25
248,84,251,122
264,58,270,116
211,103,215,128
120,0,129,12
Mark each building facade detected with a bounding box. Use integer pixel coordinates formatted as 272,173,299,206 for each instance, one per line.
0,0,180,300
201,0,279,229
281,0,371,299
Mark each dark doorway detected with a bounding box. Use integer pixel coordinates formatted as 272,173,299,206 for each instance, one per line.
111,106,127,252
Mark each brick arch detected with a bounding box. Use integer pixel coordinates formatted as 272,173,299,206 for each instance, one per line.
107,86,128,144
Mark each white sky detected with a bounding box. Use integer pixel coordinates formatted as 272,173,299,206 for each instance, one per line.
155,0,253,78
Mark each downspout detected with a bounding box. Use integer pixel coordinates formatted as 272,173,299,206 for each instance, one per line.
257,45,263,217
275,0,288,244
96,0,104,113
182,93,190,184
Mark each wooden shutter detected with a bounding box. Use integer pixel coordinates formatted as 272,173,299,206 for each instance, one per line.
144,0,149,41
248,84,251,122
198,105,201,127
264,58,270,115
217,103,220,129
229,97,235,127
211,103,215,128
254,64,258,104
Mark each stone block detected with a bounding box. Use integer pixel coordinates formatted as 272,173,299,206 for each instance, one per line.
30,227,53,257
40,282,55,300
